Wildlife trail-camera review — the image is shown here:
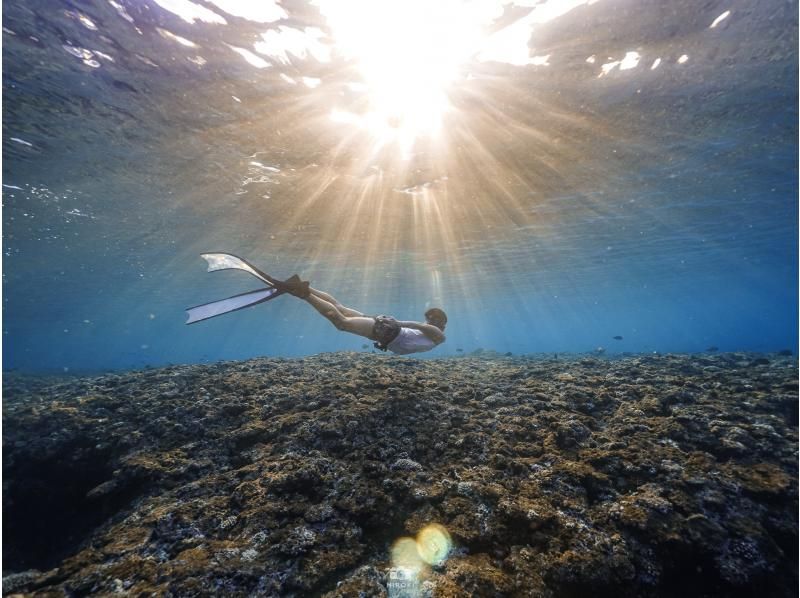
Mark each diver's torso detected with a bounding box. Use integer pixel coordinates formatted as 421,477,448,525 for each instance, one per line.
386,328,436,355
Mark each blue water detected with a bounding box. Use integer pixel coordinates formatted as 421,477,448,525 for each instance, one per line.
3,0,797,373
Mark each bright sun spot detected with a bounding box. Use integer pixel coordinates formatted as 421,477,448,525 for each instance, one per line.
709,10,730,28
316,0,490,149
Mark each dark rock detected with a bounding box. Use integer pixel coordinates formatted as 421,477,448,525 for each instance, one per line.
2,352,796,596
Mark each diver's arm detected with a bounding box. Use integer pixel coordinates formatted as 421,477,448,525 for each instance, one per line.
396,321,446,345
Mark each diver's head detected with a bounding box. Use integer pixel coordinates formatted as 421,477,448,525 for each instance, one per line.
425,308,447,331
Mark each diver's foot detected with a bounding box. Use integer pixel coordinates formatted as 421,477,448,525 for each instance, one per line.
282,274,311,299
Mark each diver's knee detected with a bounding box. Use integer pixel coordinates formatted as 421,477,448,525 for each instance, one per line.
327,311,346,330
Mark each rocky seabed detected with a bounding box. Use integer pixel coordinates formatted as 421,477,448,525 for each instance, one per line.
2,352,797,597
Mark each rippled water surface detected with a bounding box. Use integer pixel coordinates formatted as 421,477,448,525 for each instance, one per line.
3,0,797,371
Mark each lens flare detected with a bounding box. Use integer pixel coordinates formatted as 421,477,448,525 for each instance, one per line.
390,536,424,569
416,523,452,566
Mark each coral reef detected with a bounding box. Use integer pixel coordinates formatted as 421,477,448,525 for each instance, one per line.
3,352,797,596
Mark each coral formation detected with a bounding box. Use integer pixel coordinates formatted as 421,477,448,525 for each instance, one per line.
3,352,797,596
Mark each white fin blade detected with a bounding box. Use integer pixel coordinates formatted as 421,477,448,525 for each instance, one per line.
199,253,271,285
186,287,277,324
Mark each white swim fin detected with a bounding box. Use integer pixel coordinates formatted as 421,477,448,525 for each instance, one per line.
185,286,284,324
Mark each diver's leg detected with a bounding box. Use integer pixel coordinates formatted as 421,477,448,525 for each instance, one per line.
337,316,378,339
305,293,346,325
309,287,365,317
304,294,376,339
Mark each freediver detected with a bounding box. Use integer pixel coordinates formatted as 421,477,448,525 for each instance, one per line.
279,277,447,355
186,253,447,355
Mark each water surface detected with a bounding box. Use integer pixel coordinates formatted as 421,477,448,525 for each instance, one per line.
3,0,797,371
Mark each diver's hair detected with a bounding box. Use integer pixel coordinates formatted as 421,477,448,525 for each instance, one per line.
425,308,447,327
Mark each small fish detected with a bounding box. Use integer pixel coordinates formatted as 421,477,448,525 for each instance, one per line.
612,335,623,340
706,346,719,352
456,348,463,352
594,347,606,355
361,344,369,349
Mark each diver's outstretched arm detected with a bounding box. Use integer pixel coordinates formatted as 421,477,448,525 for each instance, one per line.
309,287,365,317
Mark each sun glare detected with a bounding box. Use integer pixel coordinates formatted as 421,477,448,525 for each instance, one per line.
316,0,491,150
